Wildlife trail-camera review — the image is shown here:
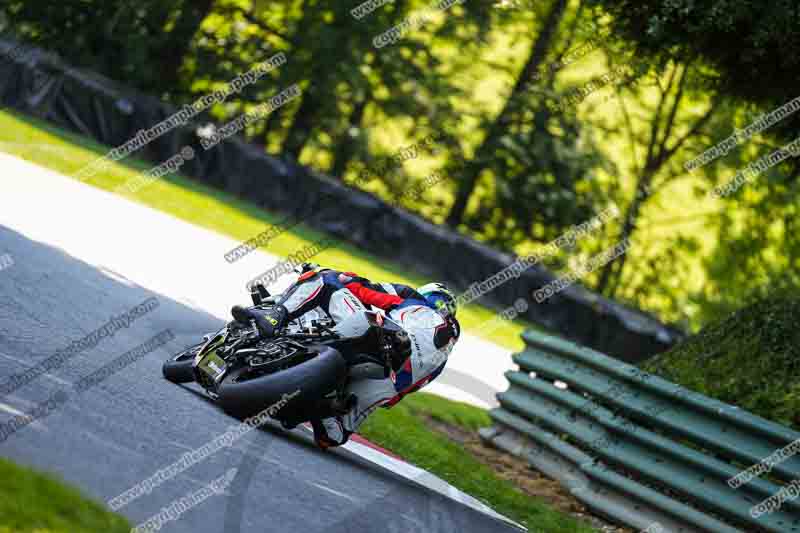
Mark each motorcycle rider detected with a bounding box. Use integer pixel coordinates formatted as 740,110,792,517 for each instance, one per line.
232,264,460,448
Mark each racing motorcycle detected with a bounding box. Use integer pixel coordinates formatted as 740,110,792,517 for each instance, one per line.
162,271,409,428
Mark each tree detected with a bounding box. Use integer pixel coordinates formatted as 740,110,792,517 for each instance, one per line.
594,60,719,296
0,1,202,94
158,0,216,88
585,0,800,138
692,144,800,325
581,0,800,324
445,0,570,228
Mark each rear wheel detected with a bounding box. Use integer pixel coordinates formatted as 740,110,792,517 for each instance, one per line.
162,342,203,383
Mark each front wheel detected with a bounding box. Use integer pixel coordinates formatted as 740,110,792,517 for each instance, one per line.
162,342,203,383
217,346,347,420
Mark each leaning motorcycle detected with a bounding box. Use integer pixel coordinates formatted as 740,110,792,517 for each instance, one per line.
161,276,407,428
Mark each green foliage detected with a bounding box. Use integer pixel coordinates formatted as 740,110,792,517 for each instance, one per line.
584,0,800,105
462,90,611,248
2,1,184,93
692,154,800,324
644,295,800,430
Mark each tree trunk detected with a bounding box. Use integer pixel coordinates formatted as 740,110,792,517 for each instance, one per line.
159,0,215,87
595,168,654,296
251,105,285,152
330,96,369,179
595,63,714,297
281,82,323,160
444,0,569,228
281,3,356,160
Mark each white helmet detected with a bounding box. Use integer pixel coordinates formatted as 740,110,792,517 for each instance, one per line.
417,282,457,318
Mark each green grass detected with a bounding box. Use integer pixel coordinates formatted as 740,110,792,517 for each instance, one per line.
644,294,800,430
0,109,540,351
360,392,598,533
0,457,130,533
399,390,493,431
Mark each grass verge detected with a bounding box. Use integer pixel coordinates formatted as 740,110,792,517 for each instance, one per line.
0,457,130,533
0,109,545,352
359,392,598,533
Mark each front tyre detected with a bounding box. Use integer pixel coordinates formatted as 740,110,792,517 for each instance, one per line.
162,342,203,383
217,347,347,420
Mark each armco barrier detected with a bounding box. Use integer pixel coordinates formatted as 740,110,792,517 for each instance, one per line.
480,330,800,533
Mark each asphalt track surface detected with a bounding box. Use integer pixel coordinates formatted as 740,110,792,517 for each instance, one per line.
0,154,522,533
0,224,524,533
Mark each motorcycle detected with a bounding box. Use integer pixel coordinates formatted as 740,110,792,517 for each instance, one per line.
161,273,408,428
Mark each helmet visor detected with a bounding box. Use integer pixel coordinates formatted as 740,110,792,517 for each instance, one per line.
426,293,455,318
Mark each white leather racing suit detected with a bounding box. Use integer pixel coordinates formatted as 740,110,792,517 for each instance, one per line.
276,269,460,448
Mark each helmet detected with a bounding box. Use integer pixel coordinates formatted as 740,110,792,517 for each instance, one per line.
417,282,457,318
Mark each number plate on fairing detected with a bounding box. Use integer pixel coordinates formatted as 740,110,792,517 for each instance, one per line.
198,351,227,382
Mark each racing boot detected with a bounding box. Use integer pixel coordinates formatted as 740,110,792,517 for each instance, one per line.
313,393,357,418
231,304,288,339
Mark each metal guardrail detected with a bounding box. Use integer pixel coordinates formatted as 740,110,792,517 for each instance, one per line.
479,330,800,533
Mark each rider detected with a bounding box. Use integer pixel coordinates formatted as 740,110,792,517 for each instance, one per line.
232,264,460,449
